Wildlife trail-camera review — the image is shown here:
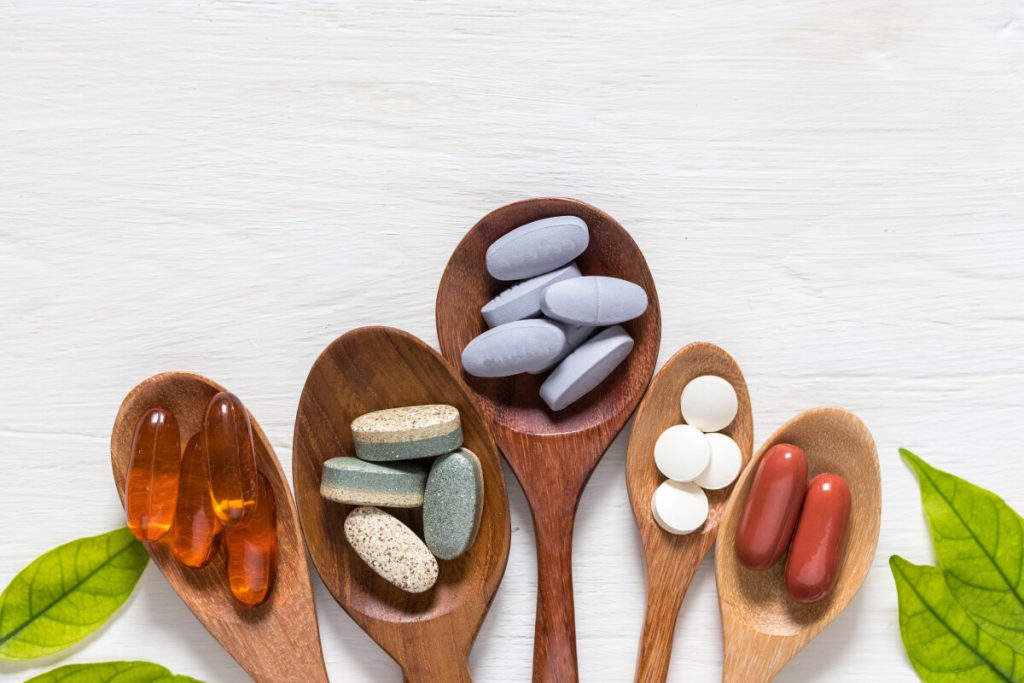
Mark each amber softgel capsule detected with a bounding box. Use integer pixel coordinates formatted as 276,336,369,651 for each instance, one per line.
169,433,223,568
202,392,259,525
225,473,278,606
125,407,182,542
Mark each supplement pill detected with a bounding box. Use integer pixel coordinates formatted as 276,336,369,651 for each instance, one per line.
680,375,738,433
170,433,223,568
423,448,485,560
321,457,427,507
693,432,743,490
539,325,634,411
125,407,182,542
461,319,566,378
351,404,462,462
541,276,649,326
224,473,278,606
653,424,711,482
735,443,808,570
651,481,709,535
481,263,581,328
203,392,259,526
786,473,852,604
345,506,439,593
486,215,589,281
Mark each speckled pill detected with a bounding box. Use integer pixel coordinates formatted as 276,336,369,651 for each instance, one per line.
461,319,566,378
541,276,648,326
423,448,484,560
351,405,462,462
481,263,581,328
321,457,427,508
344,506,439,593
486,215,590,281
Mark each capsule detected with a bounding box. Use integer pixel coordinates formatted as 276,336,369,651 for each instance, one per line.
224,473,277,606
169,433,223,568
786,473,852,604
125,407,182,542
735,443,807,570
202,392,259,525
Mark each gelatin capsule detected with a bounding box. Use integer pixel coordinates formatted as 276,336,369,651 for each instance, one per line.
786,473,852,604
225,473,277,606
202,392,259,525
170,433,223,568
735,443,808,570
125,407,182,542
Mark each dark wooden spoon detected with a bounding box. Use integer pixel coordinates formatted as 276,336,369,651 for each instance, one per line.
111,372,328,683
626,342,754,682
436,198,662,682
292,326,511,683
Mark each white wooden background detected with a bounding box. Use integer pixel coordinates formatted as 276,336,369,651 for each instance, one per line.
2,0,1023,681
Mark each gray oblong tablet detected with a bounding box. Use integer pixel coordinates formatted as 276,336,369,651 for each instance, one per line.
529,320,596,374
486,216,589,281
542,276,649,326
423,448,484,560
481,263,581,328
461,319,566,378
539,325,634,411
352,405,462,461
321,457,427,508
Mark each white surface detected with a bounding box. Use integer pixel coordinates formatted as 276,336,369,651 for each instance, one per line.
1,0,1023,681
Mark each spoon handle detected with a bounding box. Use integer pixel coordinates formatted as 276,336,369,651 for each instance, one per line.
530,502,579,683
402,659,471,683
633,567,691,682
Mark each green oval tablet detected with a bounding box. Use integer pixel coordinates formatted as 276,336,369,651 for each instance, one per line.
423,448,484,560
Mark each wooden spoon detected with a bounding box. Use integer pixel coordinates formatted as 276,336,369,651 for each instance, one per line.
110,372,328,683
435,198,662,682
625,342,754,683
291,326,511,683
714,407,881,682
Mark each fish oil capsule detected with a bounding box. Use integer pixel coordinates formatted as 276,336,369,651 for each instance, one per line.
224,473,277,606
125,407,182,542
202,392,259,525
169,433,223,568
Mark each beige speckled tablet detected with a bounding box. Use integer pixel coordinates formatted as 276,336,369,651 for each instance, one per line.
344,506,439,593
351,404,462,461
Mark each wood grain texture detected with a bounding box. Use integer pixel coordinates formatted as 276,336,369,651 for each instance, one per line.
436,198,662,682
626,343,754,683
2,0,1024,680
292,327,510,683
715,408,882,683
110,373,328,683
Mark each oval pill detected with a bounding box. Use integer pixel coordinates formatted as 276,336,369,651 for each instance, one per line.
786,473,852,604
735,443,808,570
170,433,223,568
654,424,711,482
203,392,260,526
481,263,581,328
125,406,182,542
651,481,709,535
423,448,484,560
539,325,634,411
345,506,439,593
694,432,743,490
321,457,427,507
461,319,566,378
486,215,589,281
681,375,738,433
351,404,462,462
529,321,596,374
541,276,649,326
224,473,277,607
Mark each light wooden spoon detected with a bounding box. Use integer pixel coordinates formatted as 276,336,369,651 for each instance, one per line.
291,326,511,683
436,198,662,682
111,372,329,683
714,407,881,682
626,342,754,682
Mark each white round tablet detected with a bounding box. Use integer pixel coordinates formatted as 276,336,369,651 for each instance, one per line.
651,481,709,534
680,375,738,433
694,432,743,490
653,424,710,482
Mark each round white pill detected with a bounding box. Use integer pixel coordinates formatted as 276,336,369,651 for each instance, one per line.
680,375,738,433
651,481,709,534
693,432,743,490
653,424,710,482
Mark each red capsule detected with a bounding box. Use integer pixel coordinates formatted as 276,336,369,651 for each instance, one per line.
125,407,182,542
202,392,259,525
735,443,808,570
169,433,223,568
224,473,278,607
786,473,852,604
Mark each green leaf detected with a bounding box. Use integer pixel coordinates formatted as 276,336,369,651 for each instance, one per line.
891,555,1024,682
900,449,1024,652
0,527,149,660
24,661,204,682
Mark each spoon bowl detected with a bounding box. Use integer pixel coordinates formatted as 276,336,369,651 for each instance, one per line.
292,326,511,683
714,407,881,682
626,342,753,682
110,372,328,683
436,197,661,681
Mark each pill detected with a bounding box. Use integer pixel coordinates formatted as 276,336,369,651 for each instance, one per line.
320,457,427,508
203,392,259,526
224,473,278,606
352,405,462,462
539,325,634,411
423,448,484,560
125,407,182,542
693,433,743,490
481,263,581,328
681,375,738,433
344,506,439,593
735,443,808,570
651,481,709,534
486,215,589,281
541,276,649,326
170,433,223,568
529,321,596,374
653,424,711,482
786,473,852,604
461,319,566,378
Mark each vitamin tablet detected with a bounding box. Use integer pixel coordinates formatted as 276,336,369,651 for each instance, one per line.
786,473,852,604
351,404,462,462
486,216,589,281
735,443,808,570
529,321,596,374
654,424,711,482
423,448,484,560
680,375,738,433
651,481,709,534
539,325,633,411
462,319,566,378
481,263,581,328
541,276,648,326
345,506,439,593
321,457,427,507
693,433,743,490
